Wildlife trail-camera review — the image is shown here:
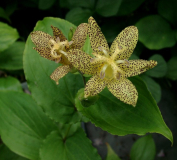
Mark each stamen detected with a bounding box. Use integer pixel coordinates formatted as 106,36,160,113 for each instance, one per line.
48,39,56,49
100,64,108,79
56,37,60,43
55,57,61,63
69,41,73,46
116,59,129,66
116,72,121,80
60,50,68,56
90,57,101,64
98,46,109,57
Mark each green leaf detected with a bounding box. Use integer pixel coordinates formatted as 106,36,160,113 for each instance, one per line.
65,7,93,26
166,56,177,80
102,22,126,43
158,0,177,25
117,0,145,16
0,144,27,160
133,42,144,57
136,15,175,50
96,0,122,17
5,0,18,16
38,0,56,10
23,17,85,124
140,75,161,103
0,76,23,92
40,127,101,160
0,41,24,70
129,54,139,60
0,22,19,52
0,7,10,22
130,135,156,160
82,35,93,56
60,0,95,9
0,91,57,160
75,76,173,143
145,54,167,78
106,143,121,160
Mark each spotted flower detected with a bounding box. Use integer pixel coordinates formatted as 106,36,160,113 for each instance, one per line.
67,17,157,107
31,24,88,84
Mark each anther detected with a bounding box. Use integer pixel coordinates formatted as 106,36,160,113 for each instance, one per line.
56,37,60,43
116,59,129,66
100,64,108,79
60,50,68,56
116,72,121,80
69,41,73,46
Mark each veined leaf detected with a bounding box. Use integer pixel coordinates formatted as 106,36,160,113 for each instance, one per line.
0,91,57,160
23,17,84,124
75,76,173,144
40,126,101,160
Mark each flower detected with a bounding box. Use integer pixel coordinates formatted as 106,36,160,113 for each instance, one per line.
67,17,157,107
31,23,88,84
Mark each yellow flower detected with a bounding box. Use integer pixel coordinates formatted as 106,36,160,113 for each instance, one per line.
30,24,88,84
67,17,157,107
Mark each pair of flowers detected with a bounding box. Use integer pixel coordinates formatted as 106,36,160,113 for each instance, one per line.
31,17,157,107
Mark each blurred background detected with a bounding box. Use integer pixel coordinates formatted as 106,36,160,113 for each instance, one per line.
0,0,177,159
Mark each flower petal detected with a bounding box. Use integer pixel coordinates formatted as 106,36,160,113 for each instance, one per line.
33,47,61,62
51,25,67,42
67,49,102,75
119,60,157,78
88,17,109,56
107,79,138,107
84,75,107,98
71,23,88,49
50,65,71,85
31,31,52,47
110,26,138,60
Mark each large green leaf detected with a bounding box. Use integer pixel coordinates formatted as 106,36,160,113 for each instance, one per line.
38,0,56,10
140,75,161,103
117,0,145,16
102,22,126,43
145,54,167,78
0,144,27,160
24,17,85,124
0,91,57,160
130,135,156,160
0,22,19,52
158,0,177,25
0,41,24,70
96,0,122,17
75,76,173,143
136,15,175,50
0,76,23,92
166,56,177,80
0,7,10,22
65,7,93,26
40,127,101,160
59,0,95,9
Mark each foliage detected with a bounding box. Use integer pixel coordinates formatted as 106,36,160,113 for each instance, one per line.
0,0,176,159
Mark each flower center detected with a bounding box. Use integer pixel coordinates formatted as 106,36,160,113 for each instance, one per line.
91,47,130,80
48,37,73,63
